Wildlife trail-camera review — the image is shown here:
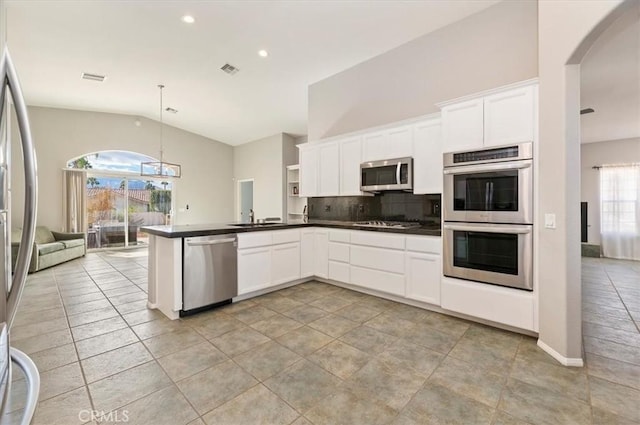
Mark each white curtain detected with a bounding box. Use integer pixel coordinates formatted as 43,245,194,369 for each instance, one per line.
62,169,88,233
600,163,640,260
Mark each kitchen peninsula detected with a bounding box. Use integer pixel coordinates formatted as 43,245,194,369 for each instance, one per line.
142,221,441,321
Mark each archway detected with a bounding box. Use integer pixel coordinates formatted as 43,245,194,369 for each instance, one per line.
536,0,636,367
66,151,174,249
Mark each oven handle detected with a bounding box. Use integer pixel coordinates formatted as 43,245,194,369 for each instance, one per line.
443,161,532,175
396,162,401,185
443,223,532,234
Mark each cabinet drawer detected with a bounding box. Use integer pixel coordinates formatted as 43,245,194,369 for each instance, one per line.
406,236,441,254
329,230,350,243
350,266,405,297
328,242,349,263
350,231,405,250
272,229,300,245
329,261,350,283
237,232,272,249
350,245,404,274
441,277,534,331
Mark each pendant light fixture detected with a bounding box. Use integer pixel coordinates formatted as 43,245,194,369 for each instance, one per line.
141,84,182,178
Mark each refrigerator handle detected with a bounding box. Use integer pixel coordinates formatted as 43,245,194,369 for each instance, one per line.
0,48,38,328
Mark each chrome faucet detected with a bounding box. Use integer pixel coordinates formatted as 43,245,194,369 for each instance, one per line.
249,209,255,224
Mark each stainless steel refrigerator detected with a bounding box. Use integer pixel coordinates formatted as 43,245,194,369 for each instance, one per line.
0,48,41,424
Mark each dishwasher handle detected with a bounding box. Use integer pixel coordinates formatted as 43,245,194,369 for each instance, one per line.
186,238,236,246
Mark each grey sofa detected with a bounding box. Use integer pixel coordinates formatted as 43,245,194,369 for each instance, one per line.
12,226,86,273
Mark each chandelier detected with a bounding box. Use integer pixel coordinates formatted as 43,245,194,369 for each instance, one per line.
141,84,181,178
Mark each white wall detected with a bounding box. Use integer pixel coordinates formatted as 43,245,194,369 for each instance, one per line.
10,106,234,230
537,0,626,362
233,134,284,220
308,0,538,140
581,138,640,245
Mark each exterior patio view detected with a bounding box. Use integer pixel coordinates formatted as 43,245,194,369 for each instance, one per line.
69,151,174,249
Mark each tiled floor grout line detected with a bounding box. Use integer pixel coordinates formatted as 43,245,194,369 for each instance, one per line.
603,268,640,334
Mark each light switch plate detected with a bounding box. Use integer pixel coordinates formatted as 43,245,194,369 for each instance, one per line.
544,213,556,229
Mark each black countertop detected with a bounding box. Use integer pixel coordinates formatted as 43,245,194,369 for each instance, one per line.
141,220,441,238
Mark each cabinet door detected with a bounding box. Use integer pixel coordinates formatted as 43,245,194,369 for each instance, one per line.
272,242,301,285
386,125,413,159
405,252,441,305
314,229,329,279
237,247,271,295
413,118,442,194
441,98,484,152
299,145,318,197
362,131,386,161
484,85,535,147
318,142,340,196
300,229,315,278
340,137,363,195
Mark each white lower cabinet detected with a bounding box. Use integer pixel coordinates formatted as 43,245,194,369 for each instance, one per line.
405,252,441,305
349,231,407,297
314,229,329,279
441,277,535,331
300,228,315,278
350,266,405,297
238,246,271,295
272,242,301,285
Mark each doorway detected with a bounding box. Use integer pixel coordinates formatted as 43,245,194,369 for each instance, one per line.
238,179,254,223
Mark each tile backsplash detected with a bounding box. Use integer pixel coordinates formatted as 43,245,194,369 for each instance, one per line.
308,193,441,223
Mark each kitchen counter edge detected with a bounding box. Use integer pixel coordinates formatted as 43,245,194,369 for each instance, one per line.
140,221,441,238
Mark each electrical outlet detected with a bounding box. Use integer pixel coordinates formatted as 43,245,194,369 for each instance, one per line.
358,204,364,213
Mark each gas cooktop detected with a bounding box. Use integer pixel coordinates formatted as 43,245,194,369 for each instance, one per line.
353,221,421,229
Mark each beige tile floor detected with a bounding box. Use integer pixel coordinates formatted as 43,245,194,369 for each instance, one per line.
1,250,639,425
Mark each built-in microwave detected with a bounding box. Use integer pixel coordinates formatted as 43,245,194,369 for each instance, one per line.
443,143,533,224
360,157,413,192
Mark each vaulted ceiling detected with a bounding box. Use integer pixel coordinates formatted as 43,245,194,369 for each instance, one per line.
5,0,499,146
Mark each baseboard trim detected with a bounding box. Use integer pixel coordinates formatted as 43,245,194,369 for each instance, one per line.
537,339,584,367
147,302,158,309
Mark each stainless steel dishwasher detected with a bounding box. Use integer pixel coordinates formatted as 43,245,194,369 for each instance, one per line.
182,234,238,315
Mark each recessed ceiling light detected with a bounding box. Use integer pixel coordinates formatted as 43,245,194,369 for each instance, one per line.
258,50,268,58
182,15,195,24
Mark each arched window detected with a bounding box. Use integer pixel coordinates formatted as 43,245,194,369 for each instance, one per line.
66,151,173,250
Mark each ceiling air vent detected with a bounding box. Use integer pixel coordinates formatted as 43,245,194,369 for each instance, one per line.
81,72,106,82
220,63,239,75
165,107,178,114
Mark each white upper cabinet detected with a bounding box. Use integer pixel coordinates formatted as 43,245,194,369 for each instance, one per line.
362,125,414,162
318,142,340,196
387,125,414,159
298,144,318,197
441,98,484,152
440,81,538,153
362,131,386,162
413,117,442,194
339,136,363,196
483,85,536,147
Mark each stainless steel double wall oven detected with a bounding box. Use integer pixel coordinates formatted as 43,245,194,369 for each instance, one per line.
443,143,533,290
